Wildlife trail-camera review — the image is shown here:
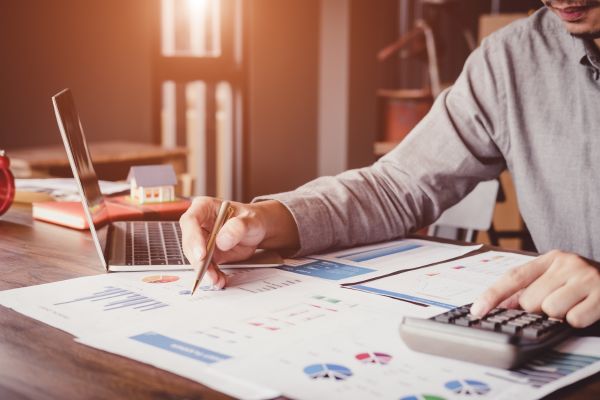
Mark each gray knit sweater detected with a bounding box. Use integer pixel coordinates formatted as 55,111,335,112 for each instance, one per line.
258,8,600,260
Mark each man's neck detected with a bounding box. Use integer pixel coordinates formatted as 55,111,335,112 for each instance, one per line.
595,38,600,49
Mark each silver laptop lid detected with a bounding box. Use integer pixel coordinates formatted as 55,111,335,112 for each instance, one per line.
52,88,109,270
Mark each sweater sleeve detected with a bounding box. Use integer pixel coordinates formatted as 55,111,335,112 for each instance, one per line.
255,41,507,256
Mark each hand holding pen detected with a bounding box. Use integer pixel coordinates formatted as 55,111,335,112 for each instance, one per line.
179,197,300,292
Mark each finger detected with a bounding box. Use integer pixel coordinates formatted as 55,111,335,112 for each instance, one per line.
186,197,219,225
216,270,227,289
216,215,264,252
565,291,600,328
180,212,209,263
213,244,257,264
180,197,218,262
497,289,523,309
471,252,555,317
539,283,589,319
518,265,568,313
204,262,226,289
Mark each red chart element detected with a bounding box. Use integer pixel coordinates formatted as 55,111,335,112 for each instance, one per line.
355,352,393,365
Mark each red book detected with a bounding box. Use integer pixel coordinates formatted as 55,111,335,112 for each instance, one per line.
32,195,191,230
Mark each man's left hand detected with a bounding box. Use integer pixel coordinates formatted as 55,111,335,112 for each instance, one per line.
471,250,600,328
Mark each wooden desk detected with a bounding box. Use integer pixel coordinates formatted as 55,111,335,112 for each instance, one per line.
0,204,230,400
0,203,598,399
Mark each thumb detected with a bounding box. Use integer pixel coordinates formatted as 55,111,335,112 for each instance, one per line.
216,216,252,251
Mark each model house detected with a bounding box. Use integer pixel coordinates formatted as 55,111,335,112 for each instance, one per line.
127,164,177,204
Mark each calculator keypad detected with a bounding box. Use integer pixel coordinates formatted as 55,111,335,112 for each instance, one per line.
432,305,564,339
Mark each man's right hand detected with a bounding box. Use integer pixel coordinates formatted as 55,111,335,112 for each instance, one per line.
179,197,299,289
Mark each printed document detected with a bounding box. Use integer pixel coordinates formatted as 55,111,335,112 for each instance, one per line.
211,316,600,400
0,267,333,337
278,238,481,284
348,251,534,308
3,244,597,400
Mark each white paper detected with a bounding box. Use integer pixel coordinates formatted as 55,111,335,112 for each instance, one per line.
76,289,433,399
15,178,129,201
276,239,482,285
2,243,597,400
0,267,332,337
211,315,600,400
348,251,534,309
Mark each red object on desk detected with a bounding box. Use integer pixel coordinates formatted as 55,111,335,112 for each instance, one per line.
0,150,15,216
32,195,191,230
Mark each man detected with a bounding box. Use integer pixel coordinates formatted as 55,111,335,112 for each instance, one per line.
180,1,600,328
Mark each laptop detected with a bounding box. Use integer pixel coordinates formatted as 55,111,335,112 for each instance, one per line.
52,88,191,272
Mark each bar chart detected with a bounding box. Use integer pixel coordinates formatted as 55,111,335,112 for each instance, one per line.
486,350,600,388
54,286,169,312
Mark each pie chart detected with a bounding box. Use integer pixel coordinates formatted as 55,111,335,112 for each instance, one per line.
444,379,490,395
142,275,180,284
400,395,446,400
303,363,353,381
355,352,392,365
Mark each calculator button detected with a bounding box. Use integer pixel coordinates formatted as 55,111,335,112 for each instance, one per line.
434,314,454,323
512,318,533,327
480,320,500,331
501,323,522,334
541,320,561,331
455,317,478,327
486,316,510,324
522,325,545,339
504,309,525,318
520,315,542,323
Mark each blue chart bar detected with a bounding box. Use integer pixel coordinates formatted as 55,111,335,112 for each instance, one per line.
350,285,455,309
131,332,232,364
337,243,422,263
54,286,169,312
277,260,374,280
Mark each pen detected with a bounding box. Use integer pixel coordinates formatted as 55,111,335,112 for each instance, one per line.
190,200,234,296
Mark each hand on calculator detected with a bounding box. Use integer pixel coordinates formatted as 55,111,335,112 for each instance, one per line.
400,304,571,369
471,250,600,328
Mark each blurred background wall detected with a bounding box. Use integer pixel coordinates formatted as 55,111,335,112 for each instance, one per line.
0,0,542,201
0,0,154,148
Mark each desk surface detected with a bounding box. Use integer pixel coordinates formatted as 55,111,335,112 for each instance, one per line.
0,204,598,399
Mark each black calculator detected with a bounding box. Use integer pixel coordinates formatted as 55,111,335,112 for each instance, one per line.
399,305,572,369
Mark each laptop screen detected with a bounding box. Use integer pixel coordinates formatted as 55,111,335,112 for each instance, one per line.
52,88,109,268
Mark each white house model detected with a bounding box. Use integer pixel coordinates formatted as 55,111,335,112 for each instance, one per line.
127,165,177,204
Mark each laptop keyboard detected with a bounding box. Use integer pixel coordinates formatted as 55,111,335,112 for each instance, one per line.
124,221,189,266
